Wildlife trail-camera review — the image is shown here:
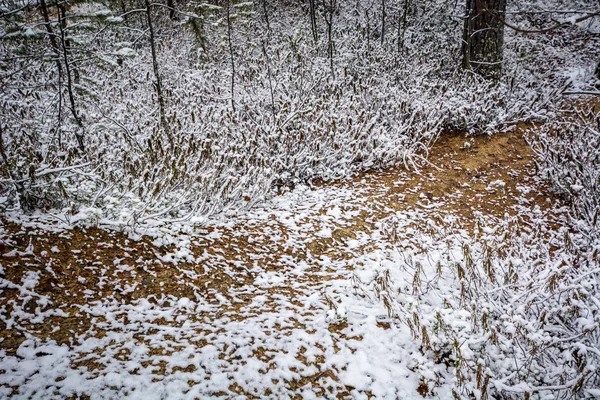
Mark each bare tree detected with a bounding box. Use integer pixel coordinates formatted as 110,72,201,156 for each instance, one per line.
397,0,409,52
309,0,318,43
0,125,32,210
144,0,171,142
38,0,65,145
321,0,336,77
226,0,236,112
262,0,270,30
58,2,86,151
380,0,386,45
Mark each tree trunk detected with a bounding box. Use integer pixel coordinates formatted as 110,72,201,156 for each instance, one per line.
39,0,64,141
0,125,32,211
462,0,506,79
145,0,170,142
321,0,335,78
58,4,86,152
39,0,62,74
262,0,270,30
166,0,178,20
309,0,318,43
380,0,385,46
226,0,236,113
397,0,409,52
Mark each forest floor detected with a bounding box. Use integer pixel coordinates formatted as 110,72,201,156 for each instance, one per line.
0,126,569,399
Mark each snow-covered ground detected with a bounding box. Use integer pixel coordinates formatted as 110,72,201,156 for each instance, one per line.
4,130,597,399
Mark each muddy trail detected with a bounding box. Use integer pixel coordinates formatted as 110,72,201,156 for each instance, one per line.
0,128,567,399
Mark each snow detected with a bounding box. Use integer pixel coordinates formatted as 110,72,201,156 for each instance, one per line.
115,47,136,57
1,0,599,398
2,151,598,398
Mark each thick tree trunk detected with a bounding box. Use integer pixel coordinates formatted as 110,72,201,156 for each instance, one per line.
166,0,174,19
462,0,506,79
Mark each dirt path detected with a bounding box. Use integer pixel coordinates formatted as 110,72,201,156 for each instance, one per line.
0,129,567,399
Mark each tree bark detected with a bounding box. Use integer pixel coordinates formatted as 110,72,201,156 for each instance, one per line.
58,4,86,152
166,0,176,20
397,0,409,52
262,0,270,30
226,0,236,113
380,0,385,46
39,0,64,140
0,125,32,211
462,0,507,79
39,0,62,74
321,0,335,77
309,0,318,43
145,0,170,142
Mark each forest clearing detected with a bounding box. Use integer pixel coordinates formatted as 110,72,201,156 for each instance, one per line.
1,0,600,398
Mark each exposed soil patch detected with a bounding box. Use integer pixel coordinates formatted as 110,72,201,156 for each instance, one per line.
334,127,562,230
0,129,566,398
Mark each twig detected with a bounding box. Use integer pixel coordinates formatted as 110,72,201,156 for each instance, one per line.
563,91,600,96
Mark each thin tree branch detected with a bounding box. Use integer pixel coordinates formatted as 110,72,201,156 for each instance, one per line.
489,9,600,34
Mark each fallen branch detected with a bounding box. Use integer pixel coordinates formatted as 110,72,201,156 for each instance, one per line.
563,91,600,96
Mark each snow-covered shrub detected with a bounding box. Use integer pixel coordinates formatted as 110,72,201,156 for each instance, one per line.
349,101,600,398
527,106,600,241
351,214,600,398
1,0,598,224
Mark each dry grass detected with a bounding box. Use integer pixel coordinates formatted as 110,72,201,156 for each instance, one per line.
0,128,561,397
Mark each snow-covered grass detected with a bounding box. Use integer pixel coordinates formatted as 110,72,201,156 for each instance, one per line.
2,0,598,224
335,104,600,398
345,212,600,398
2,1,600,398
3,128,600,398
527,105,600,241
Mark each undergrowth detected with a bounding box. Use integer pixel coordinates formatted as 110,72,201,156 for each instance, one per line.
2,0,597,225
347,104,600,398
352,213,599,399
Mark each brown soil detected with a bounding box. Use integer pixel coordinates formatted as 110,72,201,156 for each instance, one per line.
0,127,564,398
336,125,561,228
